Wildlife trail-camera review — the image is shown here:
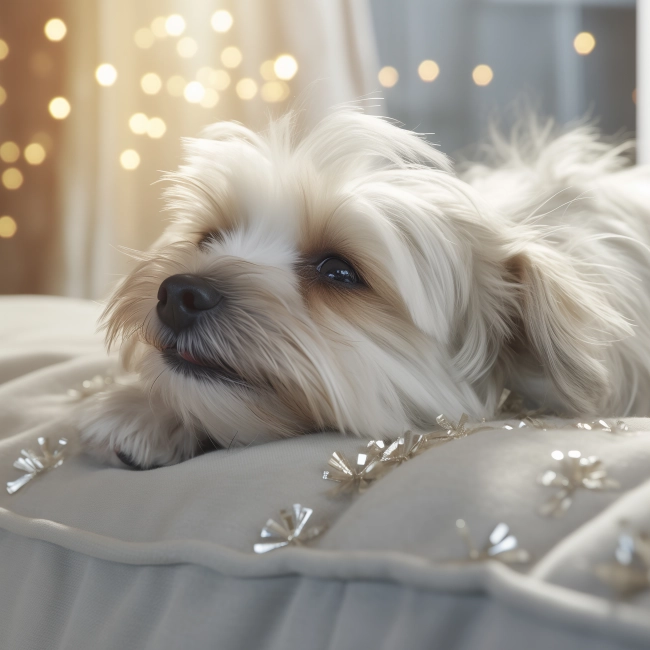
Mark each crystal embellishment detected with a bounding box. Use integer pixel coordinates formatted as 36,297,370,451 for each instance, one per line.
538,450,620,517
253,504,327,554
7,437,68,494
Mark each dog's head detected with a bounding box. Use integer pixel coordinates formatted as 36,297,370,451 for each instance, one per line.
103,109,630,448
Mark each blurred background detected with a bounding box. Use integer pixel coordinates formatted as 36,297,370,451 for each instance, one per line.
0,0,643,298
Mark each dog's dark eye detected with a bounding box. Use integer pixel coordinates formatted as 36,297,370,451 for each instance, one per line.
316,257,359,285
198,231,223,248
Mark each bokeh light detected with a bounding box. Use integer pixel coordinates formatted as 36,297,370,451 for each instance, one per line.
0,40,8,61
176,37,198,58
472,64,493,86
211,10,233,33
146,117,166,138
236,78,258,100
129,113,149,135
134,28,155,49
165,14,186,37
2,168,23,190
44,18,67,42
574,32,596,55
0,141,20,163
378,66,398,88
0,87,6,106
260,60,277,81
150,17,167,39
418,60,440,82
184,81,205,103
120,149,140,170
95,63,117,86
166,75,186,97
221,46,242,68
141,72,162,94
200,88,220,108
0,216,17,238
212,70,231,90
261,81,290,103
274,54,298,81
49,97,71,119
24,143,46,165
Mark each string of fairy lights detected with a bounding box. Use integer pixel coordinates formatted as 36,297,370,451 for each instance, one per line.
378,30,603,89
0,18,636,243
0,11,300,239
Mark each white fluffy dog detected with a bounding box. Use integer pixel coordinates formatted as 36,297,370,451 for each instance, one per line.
78,108,650,469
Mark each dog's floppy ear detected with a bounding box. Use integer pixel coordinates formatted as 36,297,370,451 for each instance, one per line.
507,243,632,414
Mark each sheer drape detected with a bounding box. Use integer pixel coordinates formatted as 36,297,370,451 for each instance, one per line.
58,0,380,298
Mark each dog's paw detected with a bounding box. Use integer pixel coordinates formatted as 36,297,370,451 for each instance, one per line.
74,382,195,470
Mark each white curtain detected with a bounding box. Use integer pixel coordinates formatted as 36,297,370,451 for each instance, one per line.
58,0,380,299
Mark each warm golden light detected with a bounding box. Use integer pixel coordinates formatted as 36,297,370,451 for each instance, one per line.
166,75,186,97
274,54,298,81
146,117,166,138
200,88,220,108
0,40,8,61
236,78,258,100
150,17,167,39
2,168,23,190
24,143,46,165
134,28,155,49
378,66,398,88
0,216,17,238
176,37,197,58
30,52,53,77
44,18,67,42
418,60,440,82
49,96,71,119
129,113,149,135
633,88,637,104
184,81,205,103
260,60,277,81
0,141,20,163
221,46,242,68
141,72,162,95
574,32,596,55
213,70,231,90
95,63,117,86
165,14,186,37
211,10,233,33
120,149,140,170
261,81,289,103
472,64,493,86
0,86,6,106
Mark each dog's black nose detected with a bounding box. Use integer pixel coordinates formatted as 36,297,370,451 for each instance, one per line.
156,274,222,333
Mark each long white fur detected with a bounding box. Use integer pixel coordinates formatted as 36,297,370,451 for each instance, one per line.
77,108,650,468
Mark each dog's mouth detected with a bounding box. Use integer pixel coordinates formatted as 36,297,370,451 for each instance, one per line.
161,345,249,386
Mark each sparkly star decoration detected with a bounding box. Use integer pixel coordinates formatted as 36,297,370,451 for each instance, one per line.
67,374,113,399
7,437,68,494
455,519,530,564
377,431,429,466
323,450,385,496
575,419,632,436
594,523,650,597
537,450,620,517
253,504,327,553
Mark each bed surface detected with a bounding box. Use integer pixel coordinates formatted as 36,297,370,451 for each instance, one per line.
1,295,650,650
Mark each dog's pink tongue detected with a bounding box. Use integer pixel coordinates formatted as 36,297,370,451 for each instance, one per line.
180,350,204,366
